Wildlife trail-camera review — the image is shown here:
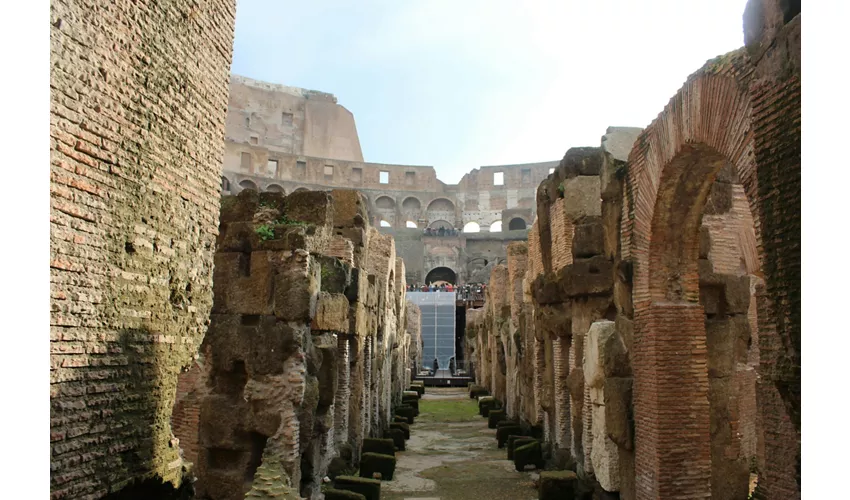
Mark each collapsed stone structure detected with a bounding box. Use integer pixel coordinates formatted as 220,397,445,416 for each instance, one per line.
467,2,800,499
170,189,418,499
49,0,798,498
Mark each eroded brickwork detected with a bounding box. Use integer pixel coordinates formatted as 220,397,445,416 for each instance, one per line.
49,0,236,497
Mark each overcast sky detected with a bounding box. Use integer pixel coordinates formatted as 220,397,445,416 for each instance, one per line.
231,0,748,184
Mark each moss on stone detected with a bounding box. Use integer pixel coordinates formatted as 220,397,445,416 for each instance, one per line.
513,441,543,472
359,452,397,481
384,428,405,451
539,470,578,500
361,438,396,457
334,475,381,500
496,425,522,448
487,409,506,429
395,405,415,424
389,421,410,440
323,488,367,500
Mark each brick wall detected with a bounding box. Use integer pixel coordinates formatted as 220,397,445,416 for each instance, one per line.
549,198,574,272
49,0,236,497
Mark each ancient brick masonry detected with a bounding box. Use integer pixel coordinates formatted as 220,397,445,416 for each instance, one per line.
468,4,800,492
174,189,417,500
49,0,236,498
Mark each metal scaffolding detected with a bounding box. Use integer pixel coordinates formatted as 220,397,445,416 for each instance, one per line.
406,291,456,376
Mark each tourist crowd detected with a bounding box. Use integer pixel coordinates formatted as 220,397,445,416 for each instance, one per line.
406,282,487,300
423,227,458,236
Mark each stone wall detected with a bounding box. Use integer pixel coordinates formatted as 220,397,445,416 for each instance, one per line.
49,0,236,498
175,189,415,500
468,26,800,494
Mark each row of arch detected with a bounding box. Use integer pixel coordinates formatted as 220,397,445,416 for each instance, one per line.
374,195,454,213
377,217,527,232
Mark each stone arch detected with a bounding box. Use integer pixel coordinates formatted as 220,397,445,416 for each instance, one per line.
623,54,778,499
402,196,422,212
375,195,396,209
489,221,502,232
294,187,309,192
463,222,480,233
238,179,258,192
265,183,284,193
426,198,455,212
405,221,418,228
508,218,527,230
424,266,456,285
221,176,231,192
379,220,392,228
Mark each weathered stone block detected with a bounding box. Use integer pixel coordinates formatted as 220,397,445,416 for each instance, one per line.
334,475,381,500
359,452,396,481
312,292,350,332
723,275,751,314
272,251,319,321
395,406,415,424
323,488,367,500
384,428,405,452
513,440,544,471
488,409,507,429
539,470,578,500
389,422,410,440
361,438,395,457
508,436,535,460
497,425,523,448
283,191,334,227
603,377,633,451
572,220,605,258
561,256,613,297
561,176,602,218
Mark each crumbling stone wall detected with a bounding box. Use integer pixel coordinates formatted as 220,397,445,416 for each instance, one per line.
469,22,800,492
179,189,414,500
49,0,236,497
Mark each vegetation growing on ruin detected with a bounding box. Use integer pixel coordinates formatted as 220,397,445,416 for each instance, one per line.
255,214,310,241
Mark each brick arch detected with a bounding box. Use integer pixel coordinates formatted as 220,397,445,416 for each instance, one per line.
401,196,422,212
624,54,764,500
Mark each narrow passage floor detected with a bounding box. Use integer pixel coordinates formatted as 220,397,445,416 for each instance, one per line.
382,387,538,500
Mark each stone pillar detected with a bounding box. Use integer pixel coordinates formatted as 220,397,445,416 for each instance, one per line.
334,334,351,447
633,303,711,499
553,336,570,449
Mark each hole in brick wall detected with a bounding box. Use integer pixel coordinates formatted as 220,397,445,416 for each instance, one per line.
241,315,260,326
244,432,268,483
207,448,243,470
213,360,248,397
125,242,136,254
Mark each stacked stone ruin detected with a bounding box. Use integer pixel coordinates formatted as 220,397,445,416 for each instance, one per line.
49,1,798,499
466,12,800,498
167,189,420,499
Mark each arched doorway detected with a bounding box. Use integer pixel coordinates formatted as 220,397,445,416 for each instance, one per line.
238,179,258,192
508,218,527,230
425,267,456,285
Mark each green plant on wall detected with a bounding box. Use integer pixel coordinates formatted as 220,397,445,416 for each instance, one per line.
557,182,565,197
255,224,275,241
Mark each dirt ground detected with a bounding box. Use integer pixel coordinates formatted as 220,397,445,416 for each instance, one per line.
381,387,538,500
